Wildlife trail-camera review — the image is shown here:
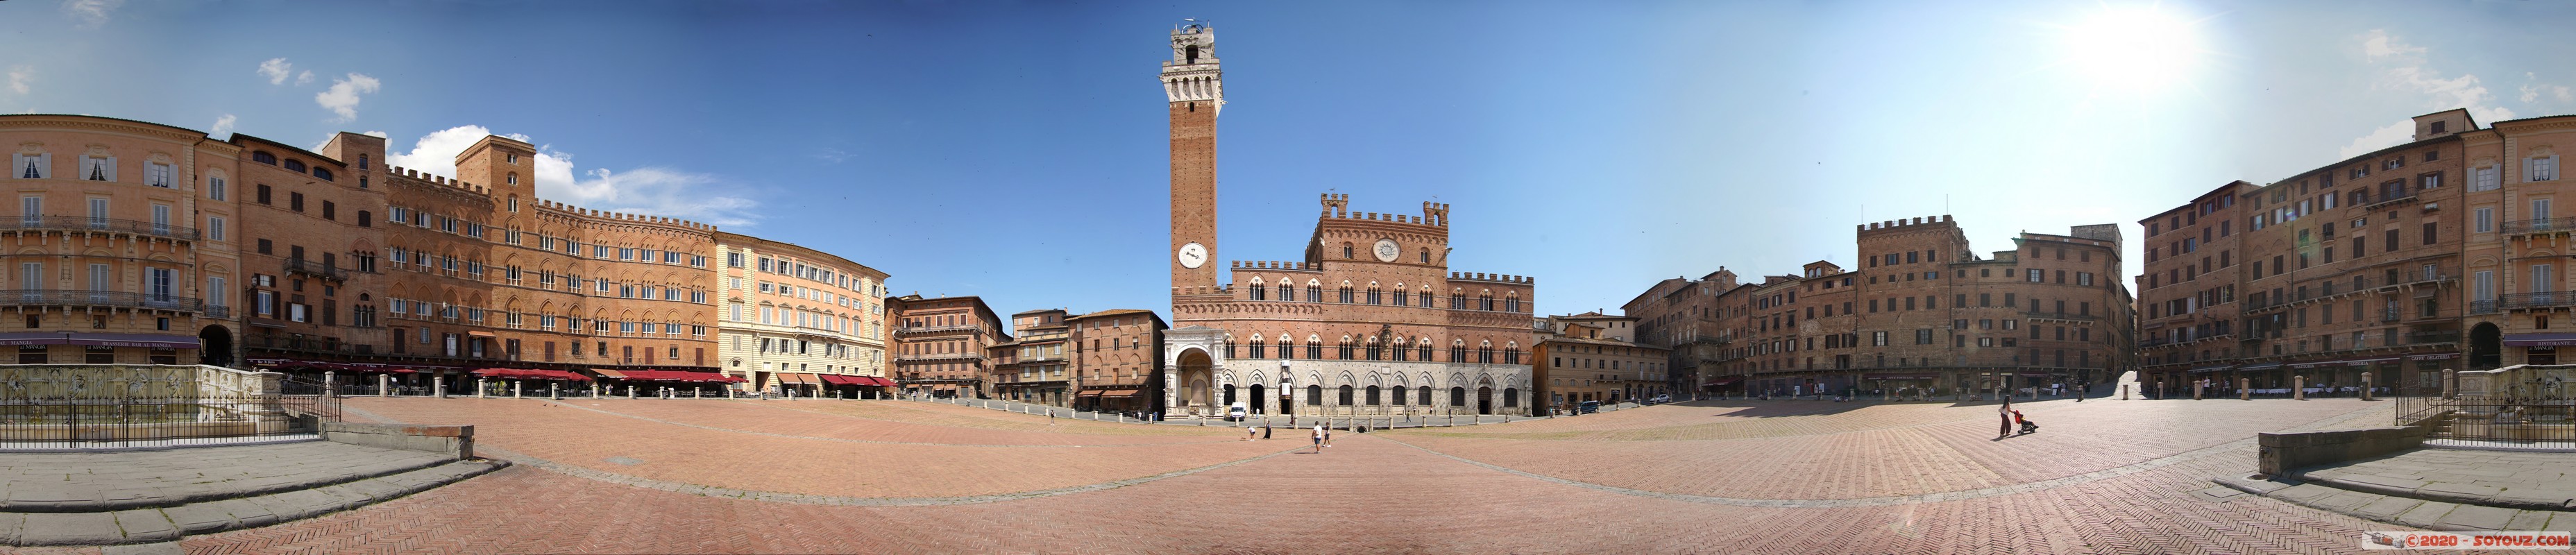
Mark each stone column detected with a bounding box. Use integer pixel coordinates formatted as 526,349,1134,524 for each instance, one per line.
2442,369,2456,399
2193,379,2203,400
512,380,523,398
435,375,448,399
2239,377,2251,400
2294,375,2306,400
2120,384,2129,400
627,386,636,399
2362,372,2374,401
551,382,561,400
379,374,392,397
477,377,487,398
323,370,339,399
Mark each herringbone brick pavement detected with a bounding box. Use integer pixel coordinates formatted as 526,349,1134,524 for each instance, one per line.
173,397,2412,554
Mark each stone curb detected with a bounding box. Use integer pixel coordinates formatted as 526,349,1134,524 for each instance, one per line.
3,459,509,547
0,450,457,513
2212,474,2576,533
2296,469,2576,513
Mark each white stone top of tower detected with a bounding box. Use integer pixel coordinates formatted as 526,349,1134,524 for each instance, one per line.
1162,22,1224,112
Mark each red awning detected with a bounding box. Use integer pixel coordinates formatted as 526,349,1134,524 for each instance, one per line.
1701,375,1744,386
470,368,593,382
609,370,743,383
817,375,869,386
870,377,899,386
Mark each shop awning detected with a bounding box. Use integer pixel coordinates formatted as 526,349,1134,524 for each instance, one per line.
2343,357,2400,366
469,368,593,382
1863,373,1939,380
591,368,631,379
466,331,499,338
2239,362,2284,371
1701,375,1744,386
2287,359,2339,369
864,377,897,386
1099,389,1146,398
0,332,68,345
607,370,743,383
2187,365,2235,374
2504,332,2576,347
342,364,415,374
2408,352,2459,361
1077,391,1105,398
817,375,870,386
62,333,200,349
775,373,815,385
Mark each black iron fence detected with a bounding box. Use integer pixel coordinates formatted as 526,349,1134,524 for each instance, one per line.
0,393,337,450
2394,377,2576,443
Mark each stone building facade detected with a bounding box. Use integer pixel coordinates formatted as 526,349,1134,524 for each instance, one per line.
715,232,890,398
993,309,1071,406
2135,109,2576,393
1629,216,2132,400
1534,312,1669,412
1,115,245,366
1069,309,1165,413
1154,24,1538,418
887,294,1006,398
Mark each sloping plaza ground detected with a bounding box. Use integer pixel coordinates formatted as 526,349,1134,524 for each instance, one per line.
41,395,2519,554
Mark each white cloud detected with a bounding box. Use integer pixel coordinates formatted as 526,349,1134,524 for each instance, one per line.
296,71,313,86
314,73,380,122
2337,30,2516,157
257,58,293,85
362,130,387,138
813,148,854,164
2522,73,2574,104
60,0,123,29
388,126,761,227
210,114,236,136
6,66,29,95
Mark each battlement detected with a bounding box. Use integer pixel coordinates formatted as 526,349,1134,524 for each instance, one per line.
1316,194,1450,227
1450,271,1534,284
387,165,488,196
1857,214,1954,232
383,165,718,231
1232,260,1319,271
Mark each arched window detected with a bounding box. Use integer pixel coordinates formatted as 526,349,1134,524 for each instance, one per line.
1277,282,1293,301
312,168,333,181
251,151,277,165
1341,242,1355,259
1419,248,1430,263
1248,279,1266,300
1392,284,1409,307
1366,385,1382,405
1504,388,1520,407
1450,340,1467,362
1338,283,1355,303
1365,336,1383,361
1505,293,1521,313
1223,335,1237,358
1337,336,1355,360
1338,384,1354,405
1418,338,1434,361
1480,291,1495,311
1419,386,1434,405
1389,386,1407,406
1305,336,1322,359
1450,386,1468,407
1505,341,1522,364
1479,341,1495,364
1307,281,1322,303
507,173,519,185
283,159,306,172
1389,337,1407,361
1450,290,1466,309
1366,282,1382,305
1307,384,1323,405
1248,336,1266,358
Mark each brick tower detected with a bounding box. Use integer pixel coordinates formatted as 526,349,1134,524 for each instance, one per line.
1164,22,1222,298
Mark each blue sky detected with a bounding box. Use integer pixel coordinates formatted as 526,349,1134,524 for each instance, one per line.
6,1,2573,330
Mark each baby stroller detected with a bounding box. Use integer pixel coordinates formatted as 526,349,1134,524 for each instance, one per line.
2014,410,2039,434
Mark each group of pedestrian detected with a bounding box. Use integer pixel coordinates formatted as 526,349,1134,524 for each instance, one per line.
1241,422,1275,441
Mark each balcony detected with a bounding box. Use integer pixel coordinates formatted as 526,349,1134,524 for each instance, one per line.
2499,291,2576,311
0,216,199,241
2024,311,2099,322
897,353,988,362
1,289,202,313
2502,216,2576,235
894,325,978,335
2381,308,2400,323
2472,300,2500,314
2406,330,2461,345
284,259,348,282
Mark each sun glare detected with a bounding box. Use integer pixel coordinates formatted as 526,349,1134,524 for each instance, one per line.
2061,6,2203,90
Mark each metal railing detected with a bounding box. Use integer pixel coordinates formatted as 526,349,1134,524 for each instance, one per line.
2406,330,2461,344
2472,300,2500,314
0,393,337,450
2024,311,2099,321
284,259,348,281
2502,217,2576,234
2500,291,2576,311
0,289,202,312
1,215,199,240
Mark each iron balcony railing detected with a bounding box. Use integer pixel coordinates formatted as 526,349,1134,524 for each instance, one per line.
894,325,979,335
2472,300,2500,314
2382,308,2401,323
2502,217,2576,234
2406,330,2461,344
1,289,201,312
283,259,348,281
2499,291,2576,311
897,353,988,362
2,215,199,241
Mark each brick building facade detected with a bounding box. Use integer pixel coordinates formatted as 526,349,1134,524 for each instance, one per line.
2135,109,2576,394
1069,309,1165,413
887,294,1006,398
1155,24,1539,418
1629,216,2133,400
1534,312,1669,412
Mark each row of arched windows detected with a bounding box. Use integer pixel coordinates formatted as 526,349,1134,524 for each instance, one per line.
1242,277,1527,312
1225,334,1524,364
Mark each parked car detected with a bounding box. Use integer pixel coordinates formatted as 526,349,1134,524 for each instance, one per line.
1652,395,1671,404
1226,405,1247,422
1577,400,1601,414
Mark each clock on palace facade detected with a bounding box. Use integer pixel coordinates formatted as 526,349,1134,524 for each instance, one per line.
1373,238,1400,262
1177,241,1209,268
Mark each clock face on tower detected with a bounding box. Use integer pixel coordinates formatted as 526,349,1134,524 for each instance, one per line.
1178,242,1209,268
1373,239,1400,262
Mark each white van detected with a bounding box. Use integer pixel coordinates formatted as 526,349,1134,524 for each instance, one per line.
1226,403,1248,422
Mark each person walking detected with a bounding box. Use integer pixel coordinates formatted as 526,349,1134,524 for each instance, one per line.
1324,425,1334,447
1997,398,2015,440
1262,422,1272,439
1310,425,1325,453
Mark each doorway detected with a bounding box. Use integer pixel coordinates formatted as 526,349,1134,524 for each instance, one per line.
1248,384,1266,414
1476,386,1493,415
